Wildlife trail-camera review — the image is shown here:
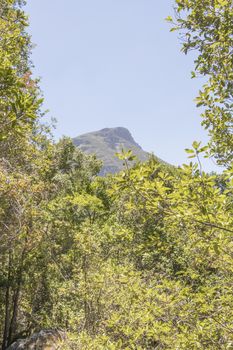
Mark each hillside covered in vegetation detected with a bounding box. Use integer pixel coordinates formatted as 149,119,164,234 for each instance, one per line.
73,127,150,175
0,1,232,349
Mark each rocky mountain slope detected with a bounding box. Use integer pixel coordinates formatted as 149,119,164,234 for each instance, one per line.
73,127,161,175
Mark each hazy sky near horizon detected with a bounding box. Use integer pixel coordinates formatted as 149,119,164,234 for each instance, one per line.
25,0,219,171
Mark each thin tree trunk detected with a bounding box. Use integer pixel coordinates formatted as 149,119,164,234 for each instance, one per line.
2,250,12,350
7,280,21,346
83,254,89,332
7,248,26,346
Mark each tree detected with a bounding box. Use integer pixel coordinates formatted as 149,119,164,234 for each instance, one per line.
168,0,233,166
0,1,49,348
0,0,43,152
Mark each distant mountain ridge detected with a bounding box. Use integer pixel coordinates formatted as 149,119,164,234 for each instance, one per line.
73,127,158,175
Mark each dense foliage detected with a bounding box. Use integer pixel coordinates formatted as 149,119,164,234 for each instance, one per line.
0,1,232,349
167,0,233,166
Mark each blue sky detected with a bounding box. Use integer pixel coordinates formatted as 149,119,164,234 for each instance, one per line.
25,0,219,171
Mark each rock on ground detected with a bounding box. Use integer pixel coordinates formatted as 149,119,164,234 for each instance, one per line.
7,329,66,350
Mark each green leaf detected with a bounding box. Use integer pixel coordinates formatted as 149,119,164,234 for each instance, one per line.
185,148,195,154
165,16,173,22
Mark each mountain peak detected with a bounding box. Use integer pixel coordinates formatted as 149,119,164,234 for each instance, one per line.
91,127,141,150
73,127,149,175
97,127,136,144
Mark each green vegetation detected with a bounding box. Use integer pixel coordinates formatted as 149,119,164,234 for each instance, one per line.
168,0,233,166
0,1,232,349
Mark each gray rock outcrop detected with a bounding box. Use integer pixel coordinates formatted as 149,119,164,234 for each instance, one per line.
7,329,66,350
